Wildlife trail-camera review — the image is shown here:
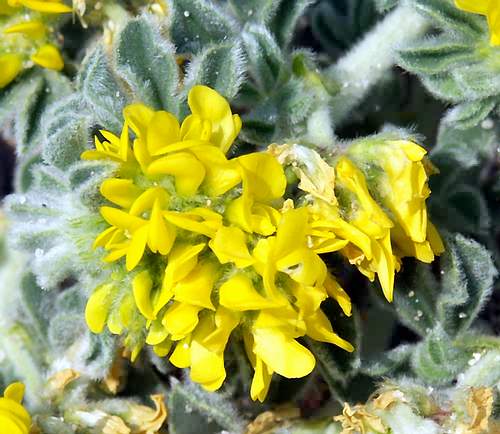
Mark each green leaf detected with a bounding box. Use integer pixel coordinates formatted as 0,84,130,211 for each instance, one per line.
15,71,71,155
228,0,280,24
411,326,471,385
451,64,500,100
457,349,500,388
184,42,245,100
437,234,497,335
398,38,475,75
412,0,485,38
270,0,314,47
171,0,236,53
374,0,398,12
115,15,180,113
443,99,496,130
41,96,91,170
421,73,467,102
241,24,284,93
20,273,49,337
390,262,439,337
78,46,127,133
13,150,42,193
168,379,246,434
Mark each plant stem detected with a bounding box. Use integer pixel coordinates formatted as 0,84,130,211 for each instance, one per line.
325,2,429,127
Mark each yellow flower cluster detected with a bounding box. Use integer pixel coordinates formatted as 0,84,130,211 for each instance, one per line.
83,85,354,402
455,0,500,45
0,0,70,88
0,382,31,434
274,139,444,303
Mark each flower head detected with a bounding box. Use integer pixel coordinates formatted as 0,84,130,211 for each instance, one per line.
0,382,31,434
83,85,353,401
274,140,443,303
455,0,500,45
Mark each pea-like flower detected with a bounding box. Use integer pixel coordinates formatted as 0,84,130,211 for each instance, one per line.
0,382,31,434
83,85,353,400
455,0,500,46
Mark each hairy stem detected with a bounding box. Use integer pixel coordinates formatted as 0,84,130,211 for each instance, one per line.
326,2,429,126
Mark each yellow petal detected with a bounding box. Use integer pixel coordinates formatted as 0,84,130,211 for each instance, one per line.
100,178,141,208
146,110,180,155
305,310,354,352
3,20,45,37
0,54,22,88
164,208,222,237
324,274,352,316
129,187,169,217
219,273,278,311
100,207,144,230
250,357,272,402
146,319,169,345
252,327,315,378
147,152,206,196
454,0,488,14
163,303,202,339
236,152,287,201
126,225,149,271
169,337,191,368
147,198,176,255
85,284,113,333
4,383,24,403
123,103,154,138
180,114,212,142
153,338,172,357
158,242,205,314
133,270,155,320
173,261,217,310
208,226,254,268
31,44,64,71
21,0,72,13
187,85,240,153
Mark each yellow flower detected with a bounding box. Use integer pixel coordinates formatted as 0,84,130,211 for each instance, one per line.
0,53,23,88
455,0,500,45
0,382,31,434
83,86,354,400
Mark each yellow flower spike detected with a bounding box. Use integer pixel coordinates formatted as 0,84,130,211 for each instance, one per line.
31,44,64,71
19,0,72,13
163,302,202,339
145,110,181,155
133,271,155,320
147,152,206,196
187,85,242,153
173,260,217,310
100,179,142,209
455,0,500,45
219,273,279,311
3,20,46,38
85,284,114,333
0,382,31,434
252,326,315,379
208,226,255,268
0,53,22,88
